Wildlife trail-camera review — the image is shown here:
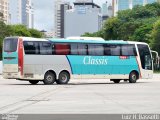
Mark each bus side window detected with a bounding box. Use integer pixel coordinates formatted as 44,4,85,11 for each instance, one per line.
78,44,87,55
95,45,104,56
88,44,104,56
70,44,78,55
24,42,37,54
121,45,136,56
104,44,121,56
55,44,70,55
39,42,52,55
111,45,121,56
88,44,95,55
104,44,111,56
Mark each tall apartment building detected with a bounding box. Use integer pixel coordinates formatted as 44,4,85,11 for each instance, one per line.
64,0,102,38
101,2,113,17
0,0,9,24
22,0,34,28
54,0,71,38
9,0,34,28
102,2,108,16
113,0,157,16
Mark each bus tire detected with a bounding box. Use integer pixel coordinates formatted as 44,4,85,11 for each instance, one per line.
43,72,55,85
56,71,70,84
112,79,121,83
129,71,138,83
29,80,39,85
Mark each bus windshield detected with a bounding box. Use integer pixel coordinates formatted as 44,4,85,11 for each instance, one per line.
137,44,152,70
4,38,18,52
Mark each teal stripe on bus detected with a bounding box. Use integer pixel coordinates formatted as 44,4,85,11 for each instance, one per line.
67,55,139,75
49,39,128,44
3,52,18,64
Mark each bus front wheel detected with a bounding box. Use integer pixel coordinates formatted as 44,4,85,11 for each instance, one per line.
43,72,56,85
29,80,39,85
56,71,70,84
129,71,138,83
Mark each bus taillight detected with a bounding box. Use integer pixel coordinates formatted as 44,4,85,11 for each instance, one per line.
18,39,24,76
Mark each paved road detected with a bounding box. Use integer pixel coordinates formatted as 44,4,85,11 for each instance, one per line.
0,74,160,114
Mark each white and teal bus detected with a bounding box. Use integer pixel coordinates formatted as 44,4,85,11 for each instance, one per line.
2,37,153,84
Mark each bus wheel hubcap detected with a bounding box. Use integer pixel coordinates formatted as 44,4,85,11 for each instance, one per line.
61,74,67,81
46,75,53,82
132,74,136,81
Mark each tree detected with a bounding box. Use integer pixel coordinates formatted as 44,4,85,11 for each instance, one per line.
0,12,3,21
0,23,43,60
131,24,152,43
9,25,31,37
103,17,121,40
29,28,43,38
151,20,160,54
82,2,160,43
82,30,104,38
0,21,12,60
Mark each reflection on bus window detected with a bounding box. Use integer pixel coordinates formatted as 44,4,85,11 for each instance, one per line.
4,38,18,52
137,44,152,70
88,44,104,56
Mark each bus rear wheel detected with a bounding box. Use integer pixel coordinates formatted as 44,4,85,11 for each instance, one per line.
56,71,70,84
29,80,39,85
129,71,138,83
112,79,121,83
43,72,55,85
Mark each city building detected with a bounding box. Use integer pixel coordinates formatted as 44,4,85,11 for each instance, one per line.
101,2,113,25
64,0,102,38
9,0,34,28
0,0,9,24
21,0,34,28
102,2,108,16
108,5,113,17
54,0,71,38
113,0,157,16
9,0,21,24
45,31,56,38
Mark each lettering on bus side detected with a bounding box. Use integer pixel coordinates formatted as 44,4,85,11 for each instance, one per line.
83,56,108,65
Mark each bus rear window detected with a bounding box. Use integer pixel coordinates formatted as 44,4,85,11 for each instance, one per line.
4,38,18,52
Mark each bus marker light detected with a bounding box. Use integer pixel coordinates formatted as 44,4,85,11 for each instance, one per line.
120,56,129,59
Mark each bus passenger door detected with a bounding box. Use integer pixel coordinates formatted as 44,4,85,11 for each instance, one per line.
137,44,153,79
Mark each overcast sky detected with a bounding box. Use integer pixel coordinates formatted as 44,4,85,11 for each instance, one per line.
33,0,112,32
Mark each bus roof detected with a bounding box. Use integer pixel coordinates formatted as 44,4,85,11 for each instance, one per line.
49,38,149,45
21,37,48,41
48,38,128,44
5,37,48,42
4,37,149,45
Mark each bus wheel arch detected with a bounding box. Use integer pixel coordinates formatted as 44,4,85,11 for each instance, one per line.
129,70,139,83
56,70,70,84
43,70,56,85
